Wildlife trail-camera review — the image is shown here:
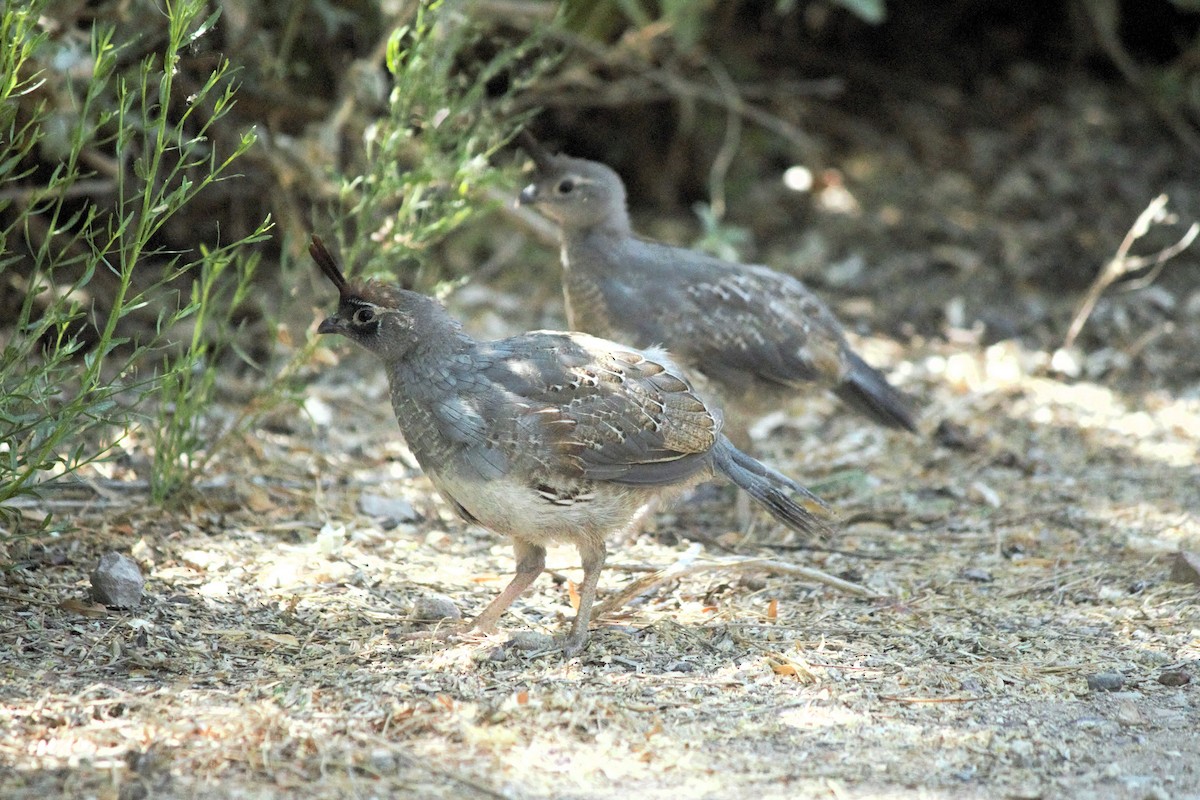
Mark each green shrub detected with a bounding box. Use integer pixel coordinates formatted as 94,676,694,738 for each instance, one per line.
0,0,269,532
329,0,548,293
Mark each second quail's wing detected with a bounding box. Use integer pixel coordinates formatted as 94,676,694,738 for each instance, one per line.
623,244,853,390
478,333,719,486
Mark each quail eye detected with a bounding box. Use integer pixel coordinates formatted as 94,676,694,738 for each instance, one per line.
353,307,376,325
557,178,575,194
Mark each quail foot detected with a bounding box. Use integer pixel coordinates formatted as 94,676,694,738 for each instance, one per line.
516,132,917,448
311,236,833,655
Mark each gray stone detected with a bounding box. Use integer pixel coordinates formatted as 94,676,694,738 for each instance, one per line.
962,566,994,582
90,552,144,608
411,593,461,622
506,630,556,651
357,493,421,524
1085,672,1125,692
1157,669,1190,687
1169,551,1200,585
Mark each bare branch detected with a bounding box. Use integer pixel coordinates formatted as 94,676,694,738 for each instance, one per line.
1062,194,1198,350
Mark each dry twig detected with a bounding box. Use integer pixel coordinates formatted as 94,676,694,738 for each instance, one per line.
1062,194,1198,350
594,543,881,620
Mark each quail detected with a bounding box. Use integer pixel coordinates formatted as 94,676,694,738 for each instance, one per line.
516,133,917,446
310,236,832,655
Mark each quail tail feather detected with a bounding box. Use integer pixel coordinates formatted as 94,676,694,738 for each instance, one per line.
712,437,835,537
833,351,917,432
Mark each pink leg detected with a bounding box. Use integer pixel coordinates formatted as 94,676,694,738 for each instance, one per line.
469,540,545,634
562,539,607,656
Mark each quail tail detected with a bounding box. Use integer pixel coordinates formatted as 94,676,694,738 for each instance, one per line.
712,438,834,537
834,351,917,432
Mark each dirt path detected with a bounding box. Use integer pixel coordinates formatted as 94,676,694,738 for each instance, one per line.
2,333,1197,798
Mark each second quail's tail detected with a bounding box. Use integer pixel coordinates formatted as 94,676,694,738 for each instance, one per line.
712,437,835,537
835,351,917,432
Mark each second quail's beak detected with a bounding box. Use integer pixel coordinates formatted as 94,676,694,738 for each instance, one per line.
518,183,539,206
317,315,345,335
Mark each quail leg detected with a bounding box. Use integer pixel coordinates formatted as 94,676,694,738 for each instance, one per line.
561,539,607,656
470,540,546,634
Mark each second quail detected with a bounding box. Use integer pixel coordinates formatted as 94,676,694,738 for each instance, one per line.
517,134,917,445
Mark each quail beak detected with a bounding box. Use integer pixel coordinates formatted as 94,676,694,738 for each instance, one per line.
517,183,539,206
317,315,345,335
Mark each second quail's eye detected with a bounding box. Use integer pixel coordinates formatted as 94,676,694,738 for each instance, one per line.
557,178,575,194
353,307,376,325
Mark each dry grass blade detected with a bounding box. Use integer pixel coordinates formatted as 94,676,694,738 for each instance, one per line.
593,545,880,619
880,694,984,704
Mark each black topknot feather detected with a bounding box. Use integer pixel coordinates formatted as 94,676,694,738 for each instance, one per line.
310,235,406,309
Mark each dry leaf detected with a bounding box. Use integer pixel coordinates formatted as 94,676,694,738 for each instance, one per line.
60,598,108,618
769,659,800,677
258,632,301,647
766,598,779,620
200,629,300,648
767,655,818,683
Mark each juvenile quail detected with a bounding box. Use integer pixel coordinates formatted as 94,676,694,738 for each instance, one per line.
310,236,832,655
516,133,917,445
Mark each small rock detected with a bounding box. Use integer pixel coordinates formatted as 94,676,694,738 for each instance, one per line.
358,493,421,525
1116,698,1144,725
1157,669,1190,687
738,574,767,592
1098,585,1126,601
934,420,976,451
90,552,144,608
411,593,461,622
959,677,985,694
1086,672,1125,692
968,481,1001,509
505,630,556,651
303,395,333,427
962,567,994,583
315,524,345,555
368,748,398,773
32,545,70,567
1168,551,1200,585
479,645,511,663
1049,347,1083,378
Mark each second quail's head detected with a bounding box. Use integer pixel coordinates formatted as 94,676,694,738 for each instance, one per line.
516,132,629,234
310,236,446,363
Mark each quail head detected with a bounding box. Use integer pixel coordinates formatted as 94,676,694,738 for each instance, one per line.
516,132,917,447
311,236,833,655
